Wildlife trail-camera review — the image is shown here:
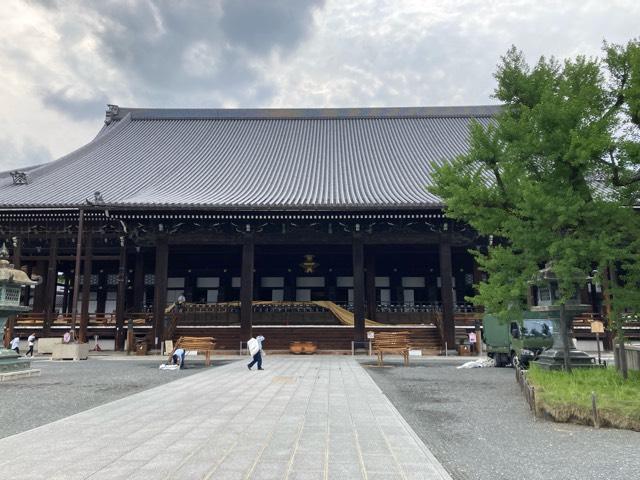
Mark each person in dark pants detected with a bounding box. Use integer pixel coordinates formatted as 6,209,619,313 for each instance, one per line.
10,336,20,354
25,333,36,357
247,335,265,370
172,347,186,369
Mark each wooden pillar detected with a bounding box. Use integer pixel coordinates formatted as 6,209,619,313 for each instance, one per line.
133,248,145,311
22,265,32,307
96,270,107,314
33,260,47,312
12,238,21,269
365,248,376,321
80,233,93,343
284,267,296,302
439,237,456,349
353,232,366,341
6,240,22,341
115,240,127,350
240,235,254,340
62,276,71,314
153,236,169,348
4,315,15,347
43,237,59,335
184,270,196,303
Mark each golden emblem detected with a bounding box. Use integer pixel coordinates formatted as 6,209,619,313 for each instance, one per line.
300,254,319,273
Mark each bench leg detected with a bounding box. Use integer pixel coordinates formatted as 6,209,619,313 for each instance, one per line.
205,351,211,367
377,352,383,367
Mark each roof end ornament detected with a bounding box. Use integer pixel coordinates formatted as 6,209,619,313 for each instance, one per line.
85,191,105,206
105,104,120,125
9,171,29,185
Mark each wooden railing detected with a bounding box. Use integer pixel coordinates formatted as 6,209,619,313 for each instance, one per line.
123,312,154,327
14,312,154,328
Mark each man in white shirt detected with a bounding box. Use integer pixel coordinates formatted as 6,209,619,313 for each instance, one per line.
10,336,20,354
247,335,265,370
26,333,36,357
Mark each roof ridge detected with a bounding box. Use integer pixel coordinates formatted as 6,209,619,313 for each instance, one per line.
108,105,501,122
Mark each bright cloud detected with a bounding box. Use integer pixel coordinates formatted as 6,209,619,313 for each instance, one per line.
0,0,638,170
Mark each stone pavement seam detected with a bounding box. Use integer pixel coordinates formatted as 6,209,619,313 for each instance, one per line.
282,362,322,480
241,360,306,479
0,356,454,480
3,358,243,444
159,360,267,480
341,362,369,480
358,362,453,480
85,359,251,480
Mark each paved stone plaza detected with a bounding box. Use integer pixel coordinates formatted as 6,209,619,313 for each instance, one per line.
0,356,450,479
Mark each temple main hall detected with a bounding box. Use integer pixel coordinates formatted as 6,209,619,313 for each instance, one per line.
0,105,500,352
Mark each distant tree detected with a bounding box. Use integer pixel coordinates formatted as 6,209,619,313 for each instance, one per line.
430,40,640,376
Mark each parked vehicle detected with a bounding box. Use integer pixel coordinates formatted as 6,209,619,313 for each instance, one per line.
483,312,554,367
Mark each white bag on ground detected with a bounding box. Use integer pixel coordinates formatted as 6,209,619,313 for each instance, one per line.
159,364,179,370
456,358,495,369
247,338,260,356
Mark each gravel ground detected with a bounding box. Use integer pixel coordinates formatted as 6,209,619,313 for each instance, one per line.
362,358,640,480
0,355,234,439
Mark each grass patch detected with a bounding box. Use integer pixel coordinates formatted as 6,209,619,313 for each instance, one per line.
527,365,640,431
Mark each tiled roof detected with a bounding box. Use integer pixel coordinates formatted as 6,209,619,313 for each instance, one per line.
0,105,499,210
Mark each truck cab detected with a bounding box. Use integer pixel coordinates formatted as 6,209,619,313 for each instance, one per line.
483,313,554,367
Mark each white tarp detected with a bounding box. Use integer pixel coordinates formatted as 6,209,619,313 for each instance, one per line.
456,358,495,369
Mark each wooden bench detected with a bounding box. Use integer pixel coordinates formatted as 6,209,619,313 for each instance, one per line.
373,331,411,366
169,336,216,366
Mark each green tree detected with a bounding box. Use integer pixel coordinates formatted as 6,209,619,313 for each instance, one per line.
430,40,640,376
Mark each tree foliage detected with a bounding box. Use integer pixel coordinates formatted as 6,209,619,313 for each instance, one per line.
429,40,640,373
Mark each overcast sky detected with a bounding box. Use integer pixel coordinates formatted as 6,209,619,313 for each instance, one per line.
1,0,638,170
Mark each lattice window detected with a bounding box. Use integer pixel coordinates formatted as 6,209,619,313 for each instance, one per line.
144,274,155,286
79,274,100,286
538,287,551,302
1,286,21,305
107,274,118,285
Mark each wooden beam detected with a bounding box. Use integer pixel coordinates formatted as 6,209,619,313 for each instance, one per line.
43,237,58,335
115,239,127,350
153,236,169,347
439,237,456,348
240,235,254,340
79,232,93,343
19,255,120,261
353,233,365,341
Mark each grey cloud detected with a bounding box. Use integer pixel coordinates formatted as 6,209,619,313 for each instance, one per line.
220,0,325,54
0,136,52,172
25,0,326,111
4,0,640,173
40,87,108,121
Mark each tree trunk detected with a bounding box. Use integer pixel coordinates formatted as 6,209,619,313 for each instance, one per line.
609,266,628,379
560,302,571,373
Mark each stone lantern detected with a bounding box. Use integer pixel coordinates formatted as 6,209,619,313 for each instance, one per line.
0,243,40,380
531,263,595,370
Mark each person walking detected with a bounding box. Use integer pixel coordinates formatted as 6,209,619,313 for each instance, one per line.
247,335,265,370
10,336,20,354
25,333,36,357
